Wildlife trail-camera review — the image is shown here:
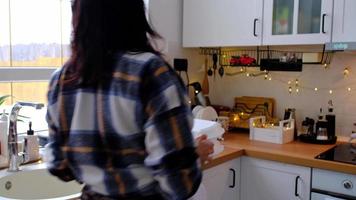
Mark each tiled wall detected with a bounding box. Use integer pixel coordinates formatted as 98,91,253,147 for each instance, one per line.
208,52,356,137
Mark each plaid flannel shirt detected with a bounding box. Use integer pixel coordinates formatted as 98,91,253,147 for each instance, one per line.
45,52,202,199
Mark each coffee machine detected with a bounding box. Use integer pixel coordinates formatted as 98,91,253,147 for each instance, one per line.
299,106,337,144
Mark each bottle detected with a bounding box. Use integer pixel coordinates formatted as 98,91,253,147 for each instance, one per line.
316,107,329,141
0,110,8,159
325,100,335,139
318,108,324,120
24,121,40,162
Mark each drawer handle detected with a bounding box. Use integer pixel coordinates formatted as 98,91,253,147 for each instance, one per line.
253,18,258,37
343,180,353,190
322,14,327,34
295,176,300,197
229,168,236,188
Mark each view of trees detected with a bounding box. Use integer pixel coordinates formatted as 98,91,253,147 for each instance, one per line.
0,0,71,104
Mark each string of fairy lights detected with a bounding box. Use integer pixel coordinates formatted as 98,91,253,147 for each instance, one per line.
280,66,354,94
224,64,355,95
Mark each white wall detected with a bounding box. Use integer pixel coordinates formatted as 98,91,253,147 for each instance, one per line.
148,0,204,87
208,52,356,137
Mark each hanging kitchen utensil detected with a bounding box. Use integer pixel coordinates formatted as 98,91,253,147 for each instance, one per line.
212,53,218,79
202,55,210,95
218,65,224,77
207,57,213,76
207,68,213,76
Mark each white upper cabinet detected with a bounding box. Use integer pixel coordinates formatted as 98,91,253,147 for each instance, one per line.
332,0,356,42
263,0,333,45
183,0,263,47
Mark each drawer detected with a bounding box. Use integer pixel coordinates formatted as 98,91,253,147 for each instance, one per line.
312,168,356,197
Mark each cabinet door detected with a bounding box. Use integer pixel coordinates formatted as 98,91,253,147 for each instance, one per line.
263,0,333,45
222,158,240,200
332,0,356,42
241,157,311,200
202,158,240,200
183,0,263,47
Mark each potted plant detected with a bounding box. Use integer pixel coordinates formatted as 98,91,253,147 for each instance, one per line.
0,95,10,107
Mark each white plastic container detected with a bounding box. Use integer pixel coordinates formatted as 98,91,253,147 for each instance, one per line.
24,135,40,162
0,110,8,167
192,119,225,156
249,116,295,144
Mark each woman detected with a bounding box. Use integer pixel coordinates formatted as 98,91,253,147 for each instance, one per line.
45,0,213,199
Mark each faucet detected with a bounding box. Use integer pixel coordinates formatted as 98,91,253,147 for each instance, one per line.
8,102,44,172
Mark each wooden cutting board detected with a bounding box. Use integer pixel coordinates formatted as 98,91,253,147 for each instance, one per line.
229,96,275,129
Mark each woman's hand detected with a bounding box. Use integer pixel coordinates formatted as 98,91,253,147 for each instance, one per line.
195,134,214,164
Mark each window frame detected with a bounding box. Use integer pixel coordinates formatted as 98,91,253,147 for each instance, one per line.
0,0,69,82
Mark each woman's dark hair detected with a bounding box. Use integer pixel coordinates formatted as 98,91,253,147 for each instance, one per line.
67,0,161,85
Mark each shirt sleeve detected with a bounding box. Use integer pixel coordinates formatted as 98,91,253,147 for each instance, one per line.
44,69,76,182
141,56,202,200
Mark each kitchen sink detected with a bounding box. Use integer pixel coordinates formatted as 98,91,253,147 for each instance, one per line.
0,163,83,200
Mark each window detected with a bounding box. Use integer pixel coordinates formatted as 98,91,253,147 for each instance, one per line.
0,0,72,105
0,0,149,105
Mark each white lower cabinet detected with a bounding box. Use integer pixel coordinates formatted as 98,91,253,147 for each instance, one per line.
241,156,311,200
202,158,240,200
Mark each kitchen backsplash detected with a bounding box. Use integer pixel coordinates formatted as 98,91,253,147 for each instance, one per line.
208,52,356,137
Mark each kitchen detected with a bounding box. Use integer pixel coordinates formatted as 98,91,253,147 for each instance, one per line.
0,0,355,200
149,0,356,200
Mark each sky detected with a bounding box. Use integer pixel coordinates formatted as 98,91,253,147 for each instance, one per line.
0,0,149,46
0,0,72,45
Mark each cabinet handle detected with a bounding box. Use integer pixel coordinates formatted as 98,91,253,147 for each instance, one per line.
322,14,327,34
253,18,258,37
229,168,236,188
295,176,300,197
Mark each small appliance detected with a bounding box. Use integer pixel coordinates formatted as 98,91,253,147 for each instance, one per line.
299,108,337,144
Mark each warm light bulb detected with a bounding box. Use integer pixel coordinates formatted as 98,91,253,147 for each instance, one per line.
223,54,227,58
264,74,268,80
348,87,352,92
288,87,292,94
329,90,333,94
288,81,292,85
296,88,299,93
314,88,318,91
195,90,199,94
344,68,350,77
246,73,250,77
188,101,192,104
240,68,244,72
268,77,272,81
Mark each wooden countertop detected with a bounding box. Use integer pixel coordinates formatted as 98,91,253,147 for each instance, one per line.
202,146,244,170
204,131,356,174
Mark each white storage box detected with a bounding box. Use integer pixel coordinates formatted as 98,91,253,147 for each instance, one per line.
249,116,294,144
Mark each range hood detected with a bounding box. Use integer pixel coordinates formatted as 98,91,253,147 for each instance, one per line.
325,42,356,51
